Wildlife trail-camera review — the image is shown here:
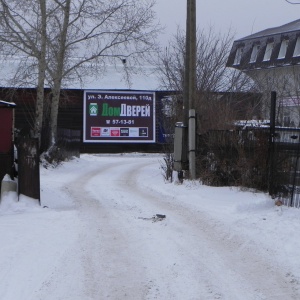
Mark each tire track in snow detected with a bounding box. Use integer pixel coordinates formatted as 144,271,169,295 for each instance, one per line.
36,155,300,299
64,157,167,300
117,160,300,300
66,158,145,299
35,158,140,300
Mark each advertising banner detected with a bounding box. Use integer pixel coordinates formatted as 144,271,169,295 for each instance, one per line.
83,90,156,143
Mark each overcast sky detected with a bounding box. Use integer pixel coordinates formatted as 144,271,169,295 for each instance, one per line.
154,0,300,44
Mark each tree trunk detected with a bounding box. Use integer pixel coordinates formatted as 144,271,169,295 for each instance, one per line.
49,80,61,146
34,0,47,148
49,0,70,147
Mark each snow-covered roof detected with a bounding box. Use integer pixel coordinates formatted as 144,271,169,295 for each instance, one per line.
0,100,16,107
236,19,300,41
227,18,300,71
234,119,270,128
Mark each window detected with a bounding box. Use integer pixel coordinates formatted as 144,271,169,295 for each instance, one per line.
293,37,300,57
263,42,274,61
250,44,260,63
278,39,289,59
233,47,243,65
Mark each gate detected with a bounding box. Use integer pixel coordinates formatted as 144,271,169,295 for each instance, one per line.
18,138,40,202
267,92,300,207
270,130,300,208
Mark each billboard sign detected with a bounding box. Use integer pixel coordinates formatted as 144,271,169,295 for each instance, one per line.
83,90,156,143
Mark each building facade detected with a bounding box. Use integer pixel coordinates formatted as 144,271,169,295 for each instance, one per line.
227,19,300,127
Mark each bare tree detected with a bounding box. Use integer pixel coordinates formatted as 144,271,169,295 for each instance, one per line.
0,0,161,151
45,0,161,148
247,65,300,127
0,0,47,144
156,27,256,133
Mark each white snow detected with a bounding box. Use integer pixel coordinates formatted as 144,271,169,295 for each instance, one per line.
1,153,300,299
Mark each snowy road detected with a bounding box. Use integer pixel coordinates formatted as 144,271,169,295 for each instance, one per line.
41,155,300,299
1,154,300,300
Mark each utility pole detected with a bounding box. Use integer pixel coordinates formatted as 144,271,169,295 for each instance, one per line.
174,0,196,180
183,0,191,126
183,0,197,179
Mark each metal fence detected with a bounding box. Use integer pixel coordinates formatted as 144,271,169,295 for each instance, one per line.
197,127,300,208
197,128,269,189
270,127,300,207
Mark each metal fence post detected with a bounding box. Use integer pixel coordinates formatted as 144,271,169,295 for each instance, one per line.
268,91,276,197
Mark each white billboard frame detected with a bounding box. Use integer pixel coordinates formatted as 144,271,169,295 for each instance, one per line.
83,90,156,143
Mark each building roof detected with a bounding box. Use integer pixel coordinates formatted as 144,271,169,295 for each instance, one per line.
0,100,16,107
226,19,300,71
236,19,300,41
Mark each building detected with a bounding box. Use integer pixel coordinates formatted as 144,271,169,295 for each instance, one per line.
227,19,300,127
